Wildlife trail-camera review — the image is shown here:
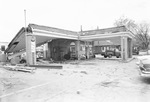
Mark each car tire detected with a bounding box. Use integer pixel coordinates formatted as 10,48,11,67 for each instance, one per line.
108,54,112,58
104,55,107,58
116,56,119,58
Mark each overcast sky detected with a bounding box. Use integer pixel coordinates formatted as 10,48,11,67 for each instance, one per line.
0,0,150,42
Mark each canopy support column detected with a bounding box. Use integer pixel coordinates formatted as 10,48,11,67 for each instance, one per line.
26,34,36,65
76,40,80,60
121,36,128,61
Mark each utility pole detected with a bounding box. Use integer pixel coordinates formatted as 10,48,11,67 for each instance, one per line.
80,25,83,32
24,9,27,28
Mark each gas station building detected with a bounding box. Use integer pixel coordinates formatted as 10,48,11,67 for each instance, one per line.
5,24,135,65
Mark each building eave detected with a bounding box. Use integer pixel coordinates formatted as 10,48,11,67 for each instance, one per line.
5,27,25,53
80,31,134,40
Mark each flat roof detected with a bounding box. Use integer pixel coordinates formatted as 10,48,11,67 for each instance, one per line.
5,24,133,53
29,24,78,35
81,26,127,35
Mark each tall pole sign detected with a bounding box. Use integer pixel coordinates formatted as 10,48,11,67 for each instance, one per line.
24,9,26,28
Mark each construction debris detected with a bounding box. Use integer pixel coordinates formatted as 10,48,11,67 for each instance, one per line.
29,64,63,69
3,65,35,73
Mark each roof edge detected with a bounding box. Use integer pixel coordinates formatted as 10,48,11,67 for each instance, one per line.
5,27,25,53
28,23,78,35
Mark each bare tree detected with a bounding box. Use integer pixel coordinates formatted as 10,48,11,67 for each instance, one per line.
114,16,137,33
114,17,150,54
135,23,150,54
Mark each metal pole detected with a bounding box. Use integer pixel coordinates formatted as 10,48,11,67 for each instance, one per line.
24,9,26,28
24,9,29,65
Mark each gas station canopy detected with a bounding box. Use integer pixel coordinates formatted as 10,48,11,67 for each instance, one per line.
5,24,135,54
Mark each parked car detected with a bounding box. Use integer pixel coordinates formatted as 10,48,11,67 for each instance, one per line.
136,55,150,77
101,49,121,58
133,48,139,55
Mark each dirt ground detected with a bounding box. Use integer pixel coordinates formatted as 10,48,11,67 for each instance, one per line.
0,56,150,102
